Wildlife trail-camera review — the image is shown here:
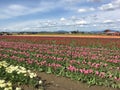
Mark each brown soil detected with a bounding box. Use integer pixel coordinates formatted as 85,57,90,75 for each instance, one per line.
37,72,119,90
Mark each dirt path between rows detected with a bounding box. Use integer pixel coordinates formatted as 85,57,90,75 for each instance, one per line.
37,72,119,90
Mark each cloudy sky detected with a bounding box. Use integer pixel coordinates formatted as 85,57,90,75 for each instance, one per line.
0,0,120,32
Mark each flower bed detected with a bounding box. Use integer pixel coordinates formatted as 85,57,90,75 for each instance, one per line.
0,36,120,49
0,61,45,90
0,36,120,89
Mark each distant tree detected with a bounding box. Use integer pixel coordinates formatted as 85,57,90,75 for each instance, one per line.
81,32,85,34
71,30,79,34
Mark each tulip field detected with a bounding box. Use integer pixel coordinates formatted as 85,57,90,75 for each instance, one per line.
0,35,120,90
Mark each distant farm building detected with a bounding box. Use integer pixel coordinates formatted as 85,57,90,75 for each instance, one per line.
104,29,120,36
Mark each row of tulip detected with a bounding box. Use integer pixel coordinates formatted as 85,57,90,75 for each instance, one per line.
0,36,120,88
0,36,120,49
0,41,119,62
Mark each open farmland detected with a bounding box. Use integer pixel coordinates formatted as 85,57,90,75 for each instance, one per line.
0,35,120,90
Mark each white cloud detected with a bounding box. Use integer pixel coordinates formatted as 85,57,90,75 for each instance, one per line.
89,7,95,11
93,24,97,26
1,15,120,32
75,20,88,25
78,8,87,13
1,19,59,32
4,4,29,17
71,16,76,20
0,0,85,19
0,0,120,32
117,19,120,22
113,0,120,6
0,4,30,19
0,14,10,19
78,7,95,13
99,3,114,11
0,0,96,20
61,0,84,4
0,18,88,32
8,4,27,11
99,0,120,11
87,0,102,2
60,17,66,21
103,20,114,24
0,1,57,19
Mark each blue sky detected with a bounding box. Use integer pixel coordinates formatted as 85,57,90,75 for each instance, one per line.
0,0,120,32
